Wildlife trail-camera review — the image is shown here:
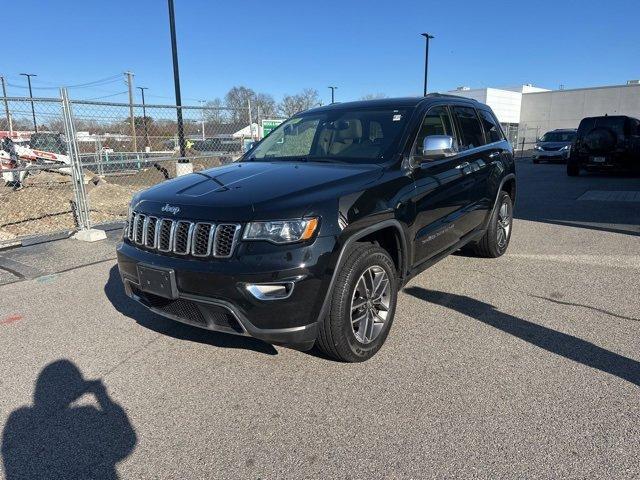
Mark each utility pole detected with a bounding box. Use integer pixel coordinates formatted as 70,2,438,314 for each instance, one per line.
247,98,254,139
168,0,187,161
328,86,337,104
20,73,38,132
0,76,11,135
137,86,150,150
421,33,434,96
125,71,137,152
199,100,206,140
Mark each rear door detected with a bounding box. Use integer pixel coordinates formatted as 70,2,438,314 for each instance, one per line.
451,106,501,230
410,104,476,266
473,108,508,222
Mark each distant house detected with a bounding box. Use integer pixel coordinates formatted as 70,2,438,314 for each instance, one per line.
231,123,260,139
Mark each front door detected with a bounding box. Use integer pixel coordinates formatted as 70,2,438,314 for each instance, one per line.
410,105,476,267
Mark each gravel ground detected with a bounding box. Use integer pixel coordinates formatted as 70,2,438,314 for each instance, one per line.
0,161,638,479
0,157,223,240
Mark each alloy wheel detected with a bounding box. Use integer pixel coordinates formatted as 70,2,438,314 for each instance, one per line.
496,200,512,249
350,265,391,344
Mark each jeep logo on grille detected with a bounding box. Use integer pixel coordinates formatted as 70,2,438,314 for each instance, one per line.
161,204,180,215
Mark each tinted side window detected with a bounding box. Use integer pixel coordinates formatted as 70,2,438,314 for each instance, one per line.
413,106,455,156
478,109,503,143
453,106,485,150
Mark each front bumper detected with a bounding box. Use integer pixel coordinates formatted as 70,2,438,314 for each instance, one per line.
116,236,337,348
533,149,569,161
573,152,639,171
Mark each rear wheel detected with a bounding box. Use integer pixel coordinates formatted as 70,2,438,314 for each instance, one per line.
468,191,513,258
316,244,397,362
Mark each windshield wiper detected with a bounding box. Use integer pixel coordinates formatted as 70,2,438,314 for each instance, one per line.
306,157,349,164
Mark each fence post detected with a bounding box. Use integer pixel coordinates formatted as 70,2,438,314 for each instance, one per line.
60,88,106,242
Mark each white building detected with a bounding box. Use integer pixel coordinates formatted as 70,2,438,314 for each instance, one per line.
517,82,640,144
445,81,640,146
446,84,549,143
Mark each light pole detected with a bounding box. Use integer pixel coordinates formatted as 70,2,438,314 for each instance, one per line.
168,0,187,161
0,76,11,134
328,86,337,104
137,86,150,149
420,33,434,96
20,73,38,132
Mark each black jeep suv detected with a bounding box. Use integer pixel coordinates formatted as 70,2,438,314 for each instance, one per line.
568,115,640,176
117,95,516,362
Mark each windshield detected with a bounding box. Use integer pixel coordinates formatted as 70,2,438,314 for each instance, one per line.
244,107,411,164
540,131,576,142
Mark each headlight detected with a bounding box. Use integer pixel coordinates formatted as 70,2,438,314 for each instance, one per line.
534,145,544,151
243,217,319,244
560,145,571,151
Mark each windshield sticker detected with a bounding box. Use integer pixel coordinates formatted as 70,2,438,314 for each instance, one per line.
392,114,402,122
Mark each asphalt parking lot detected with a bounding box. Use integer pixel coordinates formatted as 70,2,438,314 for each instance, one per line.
1,160,639,479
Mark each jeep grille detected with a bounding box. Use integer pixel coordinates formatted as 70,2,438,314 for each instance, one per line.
127,212,241,259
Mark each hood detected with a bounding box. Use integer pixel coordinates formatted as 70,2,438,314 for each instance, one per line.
133,161,383,222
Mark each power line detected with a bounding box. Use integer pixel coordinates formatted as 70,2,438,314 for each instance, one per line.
6,74,123,90
85,91,129,100
62,74,123,88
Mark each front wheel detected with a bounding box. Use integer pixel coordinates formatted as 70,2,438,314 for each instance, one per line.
316,244,398,362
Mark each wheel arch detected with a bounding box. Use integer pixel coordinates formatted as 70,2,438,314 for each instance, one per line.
315,219,408,324
499,173,517,205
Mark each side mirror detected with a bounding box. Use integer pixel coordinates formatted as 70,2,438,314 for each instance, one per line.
421,135,456,160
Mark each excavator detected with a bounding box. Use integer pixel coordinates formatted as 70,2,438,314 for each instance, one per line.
1,132,71,184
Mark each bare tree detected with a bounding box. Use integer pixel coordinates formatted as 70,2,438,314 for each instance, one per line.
278,88,320,117
224,86,254,123
255,93,277,119
223,86,279,124
203,98,228,124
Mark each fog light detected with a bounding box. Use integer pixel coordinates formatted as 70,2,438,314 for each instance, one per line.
245,283,294,300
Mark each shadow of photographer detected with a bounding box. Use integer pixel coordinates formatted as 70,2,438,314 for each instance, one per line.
2,360,137,480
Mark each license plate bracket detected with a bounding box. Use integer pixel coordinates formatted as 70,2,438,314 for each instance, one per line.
591,156,606,163
137,264,178,299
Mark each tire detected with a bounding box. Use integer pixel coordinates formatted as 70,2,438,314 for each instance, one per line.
567,161,580,176
469,191,513,258
316,243,398,362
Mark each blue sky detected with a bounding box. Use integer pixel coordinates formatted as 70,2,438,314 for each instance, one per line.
3,0,639,105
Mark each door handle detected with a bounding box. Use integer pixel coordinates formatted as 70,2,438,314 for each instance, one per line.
455,161,470,169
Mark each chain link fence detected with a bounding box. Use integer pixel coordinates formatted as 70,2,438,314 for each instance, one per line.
0,90,251,247
515,125,542,159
